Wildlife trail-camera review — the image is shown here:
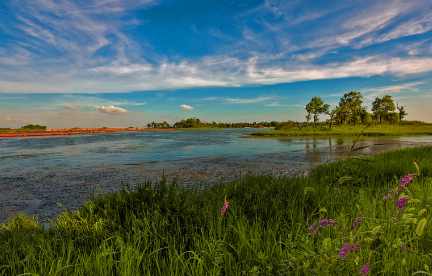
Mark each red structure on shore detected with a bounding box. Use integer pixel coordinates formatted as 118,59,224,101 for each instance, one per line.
0,127,163,138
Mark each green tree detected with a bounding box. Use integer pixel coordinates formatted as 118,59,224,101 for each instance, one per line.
362,112,372,124
338,91,363,124
327,107,339,130
371,95,395,124
305,96,329,125
397,103,408,124
305,113,312,127
384,112,399,125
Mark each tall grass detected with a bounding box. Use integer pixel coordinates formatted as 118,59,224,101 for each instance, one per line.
2,146,432,275
252,124,432,137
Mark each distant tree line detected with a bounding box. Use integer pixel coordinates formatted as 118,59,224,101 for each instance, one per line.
146,121,171,128
145,118,281,129
173,117,280,128
304,91,408,129
20,124,47,130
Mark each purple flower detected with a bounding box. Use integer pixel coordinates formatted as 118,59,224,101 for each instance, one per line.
220,195,229,215
394,197,408,214
399,174,413,187
400,245,414,253
308,219,339,235
353,216,362,231
339,243,351,259
339,242,358,259
360,263,371,276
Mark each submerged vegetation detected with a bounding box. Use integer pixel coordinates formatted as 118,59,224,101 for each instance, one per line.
2,145,432,275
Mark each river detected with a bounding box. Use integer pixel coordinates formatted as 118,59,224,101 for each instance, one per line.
1,128,431,221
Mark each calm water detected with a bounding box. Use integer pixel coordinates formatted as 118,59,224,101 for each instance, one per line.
1,129,432,170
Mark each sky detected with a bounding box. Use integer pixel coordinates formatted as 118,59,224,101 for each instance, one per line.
1,0,432,128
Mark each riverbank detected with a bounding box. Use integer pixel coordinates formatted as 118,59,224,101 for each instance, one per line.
252,124,432,137
2,145,432,275
0,127,177,138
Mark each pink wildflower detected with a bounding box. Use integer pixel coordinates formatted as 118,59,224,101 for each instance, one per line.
220,195,229,215
360,263,371,275
399,174,414,186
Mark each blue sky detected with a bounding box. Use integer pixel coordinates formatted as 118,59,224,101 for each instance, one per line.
1,0,432,128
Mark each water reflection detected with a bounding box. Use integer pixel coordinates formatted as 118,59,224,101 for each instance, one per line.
1,129,432,170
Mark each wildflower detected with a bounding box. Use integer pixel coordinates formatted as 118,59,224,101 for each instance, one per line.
220,195,229,215
360,263,371,276
394,197,408,214
339,242,358,259
339,243,351,259
400,245,414,253
399,174,413,187
308,219,338,235
353,216,362,231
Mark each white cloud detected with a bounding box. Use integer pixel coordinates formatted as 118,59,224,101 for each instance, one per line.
1,0,432,95
64,104,79,110
265,102,290,106
93,105,129,114
225,96,273,104
363,81,424,100
6,117,27,122
180,104,194,110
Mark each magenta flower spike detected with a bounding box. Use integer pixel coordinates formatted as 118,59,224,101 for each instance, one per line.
220,195,229,215
360,263,371,275
398,174,414,187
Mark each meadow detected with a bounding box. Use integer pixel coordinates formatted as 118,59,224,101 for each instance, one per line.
252,124,432,137
1,145,432,275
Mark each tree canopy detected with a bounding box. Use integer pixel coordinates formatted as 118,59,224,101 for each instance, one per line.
371,95,395,124
337,91,364,124
305,96,330,125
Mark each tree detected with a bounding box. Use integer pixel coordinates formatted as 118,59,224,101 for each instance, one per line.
371,95,395,124
385,112,399,125
305,96,329,125
338,91,363,124
327,107,339,130
397,103,408,124
363,112,372,124
305,113,312,127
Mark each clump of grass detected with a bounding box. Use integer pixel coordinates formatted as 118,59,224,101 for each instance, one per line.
1,146,432,275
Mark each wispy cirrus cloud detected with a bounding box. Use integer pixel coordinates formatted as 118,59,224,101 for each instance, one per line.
266,102,301,107
224,96,274,104
362,81,424,100
0,0,431,95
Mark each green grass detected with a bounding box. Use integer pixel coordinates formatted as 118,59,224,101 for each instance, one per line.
252,124,432,137
2,146,432,275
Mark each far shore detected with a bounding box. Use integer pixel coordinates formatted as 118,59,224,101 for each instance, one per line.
251,124,432,137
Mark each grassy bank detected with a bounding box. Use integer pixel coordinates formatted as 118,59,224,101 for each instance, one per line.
252,124,432,137
2,146,432,275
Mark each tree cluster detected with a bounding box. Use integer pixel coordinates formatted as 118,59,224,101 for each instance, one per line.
305,91,408,128
167,118,280,128
20,124,47,130
146,121,171,128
